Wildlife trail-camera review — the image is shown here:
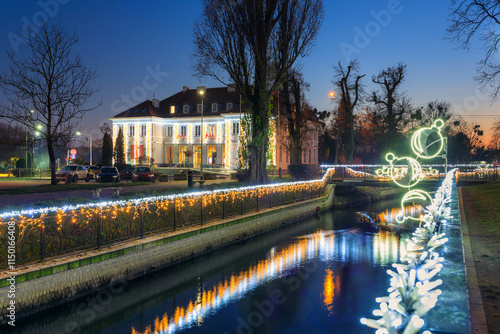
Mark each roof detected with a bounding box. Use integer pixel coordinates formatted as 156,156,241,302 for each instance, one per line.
112,87,248,119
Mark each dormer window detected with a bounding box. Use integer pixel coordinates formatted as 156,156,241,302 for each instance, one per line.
170,106,175,114
183,105,189,113
211,103,218,112
226,102,233,111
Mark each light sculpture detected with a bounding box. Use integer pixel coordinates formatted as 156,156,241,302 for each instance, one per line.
362,119,455,334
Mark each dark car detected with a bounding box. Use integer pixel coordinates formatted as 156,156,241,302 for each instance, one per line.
97,166,120,183
132,166,155,182
120,167,135,181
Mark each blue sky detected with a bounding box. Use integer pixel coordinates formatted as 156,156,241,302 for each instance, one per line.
0,0,498,142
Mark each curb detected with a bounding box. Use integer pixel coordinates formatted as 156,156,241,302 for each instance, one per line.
457,187,488,334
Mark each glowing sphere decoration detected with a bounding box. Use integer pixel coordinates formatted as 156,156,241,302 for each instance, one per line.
411,119,446,160
384,153,424,188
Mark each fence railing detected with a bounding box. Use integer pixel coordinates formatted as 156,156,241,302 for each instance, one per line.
0,170,336,269
320,164,499,182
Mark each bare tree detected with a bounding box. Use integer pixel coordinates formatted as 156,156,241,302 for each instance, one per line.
193,0,324,184
279,68,318,165
0,24,100,185
448,0,500,99
332,60,365,164
371,62,407,144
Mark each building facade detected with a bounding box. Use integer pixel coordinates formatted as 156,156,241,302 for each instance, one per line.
110,86,319,170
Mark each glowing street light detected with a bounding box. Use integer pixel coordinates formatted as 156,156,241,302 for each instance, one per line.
76,131,93,165
197,86,206,180
329,91,335,98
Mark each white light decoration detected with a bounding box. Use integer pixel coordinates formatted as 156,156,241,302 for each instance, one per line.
225,120,231,167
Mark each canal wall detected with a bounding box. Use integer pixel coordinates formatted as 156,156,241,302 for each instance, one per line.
0,184,336,324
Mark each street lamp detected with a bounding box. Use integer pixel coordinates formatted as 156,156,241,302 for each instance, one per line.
76,131,92,165
197,86,206,180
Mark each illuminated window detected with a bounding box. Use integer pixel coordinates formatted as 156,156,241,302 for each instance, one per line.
141,125,146,136
129,125,135,137
207,125,215,139
208,145,216,164
166,126,173,137
212,103,218,112
179,145,187,163
170,106,175,114
195,125,201,137
183,105,189,113
232,122,239,135
226,102,233,111
180,126,187,137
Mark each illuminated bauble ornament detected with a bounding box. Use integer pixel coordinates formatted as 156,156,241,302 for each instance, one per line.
411,119,446,159
385,153,424,188
396,190,433,223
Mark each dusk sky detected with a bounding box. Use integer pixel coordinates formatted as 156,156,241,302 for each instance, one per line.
1,0,498,143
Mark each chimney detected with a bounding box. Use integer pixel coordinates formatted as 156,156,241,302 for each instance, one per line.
227,84,236,92
183,86,190,93
152,98,159,108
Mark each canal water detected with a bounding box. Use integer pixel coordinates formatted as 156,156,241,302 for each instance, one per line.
11,199,422,334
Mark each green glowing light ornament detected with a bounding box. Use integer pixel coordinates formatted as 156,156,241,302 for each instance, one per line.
396,190,434,223
411,119,446,160
382,153,424,188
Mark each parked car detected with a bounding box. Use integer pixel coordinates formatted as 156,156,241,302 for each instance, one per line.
132,166,155,182
97,166,120,183
120,167,135,181
56,165,89,183
85,165,100,179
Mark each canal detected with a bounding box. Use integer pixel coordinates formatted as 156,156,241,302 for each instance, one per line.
11,199,422,334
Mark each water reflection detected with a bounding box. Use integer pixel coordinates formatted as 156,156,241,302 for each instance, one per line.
132,225,406,334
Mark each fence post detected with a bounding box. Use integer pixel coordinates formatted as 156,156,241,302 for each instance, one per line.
222,193,225,219
256,188,259,212
97,206,102,249
283,187,285,205
200,195,204,225
241,192,244,215
40,218,45,262
173,199,177,231
270,189,273,208
140,204,145,238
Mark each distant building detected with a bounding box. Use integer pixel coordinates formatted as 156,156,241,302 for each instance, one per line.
109,86,319,170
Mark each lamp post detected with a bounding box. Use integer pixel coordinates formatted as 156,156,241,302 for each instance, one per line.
76,131,92,165
197,86,206,180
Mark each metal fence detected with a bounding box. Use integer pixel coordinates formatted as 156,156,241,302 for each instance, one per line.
0,175,333,269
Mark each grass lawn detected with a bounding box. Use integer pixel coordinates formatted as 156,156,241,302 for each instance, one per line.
461,182,500,333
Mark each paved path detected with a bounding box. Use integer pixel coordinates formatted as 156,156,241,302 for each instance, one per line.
0,178,235,212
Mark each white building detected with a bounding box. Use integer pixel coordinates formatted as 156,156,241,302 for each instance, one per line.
110,86,319,170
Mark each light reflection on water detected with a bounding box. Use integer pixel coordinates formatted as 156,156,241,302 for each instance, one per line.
132,226,406,334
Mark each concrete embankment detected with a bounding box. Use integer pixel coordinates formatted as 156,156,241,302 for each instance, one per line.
0,184,337,324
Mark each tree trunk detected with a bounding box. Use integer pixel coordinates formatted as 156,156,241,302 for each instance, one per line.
248,94,270,184
47,137,57,185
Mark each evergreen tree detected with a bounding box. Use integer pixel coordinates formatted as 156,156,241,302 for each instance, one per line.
114,127,125,166
101,132,113,166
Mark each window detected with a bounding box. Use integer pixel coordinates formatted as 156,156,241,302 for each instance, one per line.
197,104,203,113
179,146,187,164
309,148,312,164
129,125,135,137
170,106,175,114
180,126,187,137
226,102,233,111
167,126,173,137
183,105,189,113
141,125,146,136
119,126,124,135
207,125,215,139
195,125,201,137
232,122,240,135
208,145,216,164
212,103,218,112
